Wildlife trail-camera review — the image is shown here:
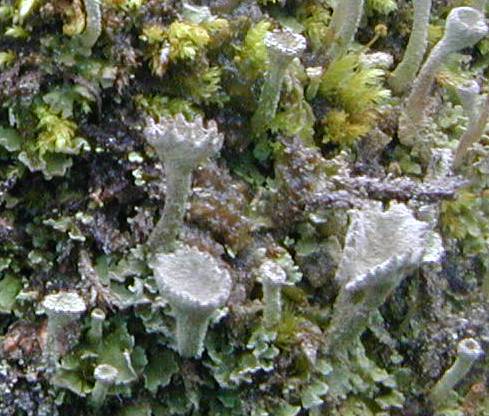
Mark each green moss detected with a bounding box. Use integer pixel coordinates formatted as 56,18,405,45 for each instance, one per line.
34,105,86,156
296,2,332,52
366,0,397,15
235,20,272,82
319,54,390,145
168,21,210,61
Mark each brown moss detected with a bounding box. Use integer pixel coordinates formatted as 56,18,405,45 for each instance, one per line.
189,161,253,252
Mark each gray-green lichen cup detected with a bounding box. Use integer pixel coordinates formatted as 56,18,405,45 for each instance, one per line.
41,291,87,366
150,245,232,358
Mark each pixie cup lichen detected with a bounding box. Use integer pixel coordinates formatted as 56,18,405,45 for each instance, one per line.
41,291,87,366
251,29,306,137
325,203,430,354
429,338,484,407
144,114,224,253
150,245,232,358
258,260,287,328
87,308,106,345
402,7,488,141
90,364,118,409
305,66,324,100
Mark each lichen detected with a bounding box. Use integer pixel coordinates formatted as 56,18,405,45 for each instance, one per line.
0,1,487,415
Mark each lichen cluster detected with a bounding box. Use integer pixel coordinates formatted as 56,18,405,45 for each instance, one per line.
0,1,488,415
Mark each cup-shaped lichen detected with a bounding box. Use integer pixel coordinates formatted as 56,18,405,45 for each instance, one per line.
150,245,232,358
402,7,488,136
325,203,430,354
327,0,364,59
144,114,224,253
87,308,106,345
429,338,484,406
305,66,324,100
258,260,287,328
251,29,306,136
41,291,87,366
90,364,118,409
389,0,432,95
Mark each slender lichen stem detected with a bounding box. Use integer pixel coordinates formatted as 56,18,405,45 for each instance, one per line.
262,284,282,328
91,380,110,408
403,7,488,130
90,364,118,409
389,0,432,95
251,61,288,136
430,338,483,406
453,93,489,169
328,0,364,59
403,41,446,126
45,315,69,366
147,164,192,253
457,81,480,122
79,0,102,49
87,308,105,344
175,310,212,358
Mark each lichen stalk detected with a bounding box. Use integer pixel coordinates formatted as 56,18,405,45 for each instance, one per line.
325,203,430,354
251,61,289,136
259,260,287,328
251,30,306,136
403,41,446,125
403,7,488,129
453,93,489,169
389,0,432,95
42,292,86,367
91,379,110,408
175,309,212,358
147,163,192,253
456,81,481,122
87,308,106,344
327,0,365,59
79,0,102,49
430,338,483,406
144,115,224,255
262,284,282,328
306,66,324,100
45,314,73,366
150,246,232,359
91,364,118,409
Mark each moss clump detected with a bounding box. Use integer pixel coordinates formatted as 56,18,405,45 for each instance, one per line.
319,54,390,145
